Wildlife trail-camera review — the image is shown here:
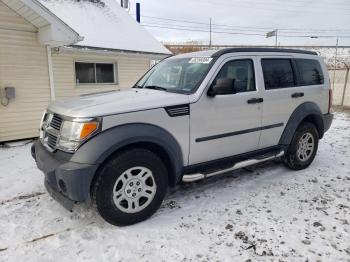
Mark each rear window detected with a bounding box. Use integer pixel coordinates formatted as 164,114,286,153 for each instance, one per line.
295,59,324,86
261,59,295,90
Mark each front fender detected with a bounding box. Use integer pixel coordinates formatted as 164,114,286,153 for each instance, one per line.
71,123,184,184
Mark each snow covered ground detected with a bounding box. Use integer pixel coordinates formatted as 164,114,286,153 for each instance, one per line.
0,112,349,262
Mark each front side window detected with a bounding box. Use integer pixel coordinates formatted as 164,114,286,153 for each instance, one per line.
295,59,324,86
213,59,256,93
75,62,117,84
262,59,295,90
136,57,214,93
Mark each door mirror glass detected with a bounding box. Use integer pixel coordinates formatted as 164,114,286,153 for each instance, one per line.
208,78,236,96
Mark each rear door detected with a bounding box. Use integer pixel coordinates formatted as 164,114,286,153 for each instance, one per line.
257,56,325,149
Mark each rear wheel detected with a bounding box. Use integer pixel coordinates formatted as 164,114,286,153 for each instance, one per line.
93,148,168,226
283,122,319,170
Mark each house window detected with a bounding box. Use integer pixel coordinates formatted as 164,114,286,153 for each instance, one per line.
75,62,117,84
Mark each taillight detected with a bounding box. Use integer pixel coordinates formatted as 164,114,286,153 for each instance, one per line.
328,88,333,113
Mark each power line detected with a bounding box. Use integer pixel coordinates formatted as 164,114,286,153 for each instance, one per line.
143,24,266,36
139,15,350,33
142,24,350,38
200,0,350,14
209,0,350,12
142,20,350,36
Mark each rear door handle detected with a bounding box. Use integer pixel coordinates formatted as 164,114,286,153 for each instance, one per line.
291,92,304,98
247,98,264,104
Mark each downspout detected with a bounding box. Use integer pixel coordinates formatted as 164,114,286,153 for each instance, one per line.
46,45,55,101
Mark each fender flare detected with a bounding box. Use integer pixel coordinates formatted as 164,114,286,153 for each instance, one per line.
279,102,324,145
71,123,184,185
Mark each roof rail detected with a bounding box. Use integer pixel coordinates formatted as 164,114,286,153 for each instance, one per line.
211,48,318,57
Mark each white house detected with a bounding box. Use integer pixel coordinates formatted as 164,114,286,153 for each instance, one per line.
0,0,171,142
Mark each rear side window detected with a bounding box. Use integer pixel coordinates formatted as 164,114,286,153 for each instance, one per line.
295,59,324,86
261,59,295,90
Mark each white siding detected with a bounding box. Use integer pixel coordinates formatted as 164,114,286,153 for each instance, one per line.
52,51,151,99
0,2,50,142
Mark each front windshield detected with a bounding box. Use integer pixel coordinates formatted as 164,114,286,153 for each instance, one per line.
135,57,214,93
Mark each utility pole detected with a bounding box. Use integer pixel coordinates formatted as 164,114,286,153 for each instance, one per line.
275,29,278,47
332,37,339,90
209,17,212,48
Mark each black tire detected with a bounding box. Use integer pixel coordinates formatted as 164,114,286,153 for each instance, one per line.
93,148,168,226
283,122,319,170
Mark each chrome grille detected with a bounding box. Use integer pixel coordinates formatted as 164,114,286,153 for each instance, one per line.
47,133,58,149
50,114,63,130
41,112,62,152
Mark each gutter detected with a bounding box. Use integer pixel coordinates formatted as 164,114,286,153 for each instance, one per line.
70,45,172,56
46,46,55,101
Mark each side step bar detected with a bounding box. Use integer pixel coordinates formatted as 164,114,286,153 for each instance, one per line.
182,150,284,183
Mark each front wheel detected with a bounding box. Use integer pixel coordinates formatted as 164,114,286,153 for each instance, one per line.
93,148,168,226
283,122,319,170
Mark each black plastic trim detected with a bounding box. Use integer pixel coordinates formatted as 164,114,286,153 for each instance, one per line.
323,113,333,133
279,102,324,145
71,123,184,186
212,48,317,58
196,123,284,142
32,141,97,203
183,145,283,175
165,104,190,117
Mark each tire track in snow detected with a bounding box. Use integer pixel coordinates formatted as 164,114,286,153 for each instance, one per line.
0,192,46,206
0,222,95,253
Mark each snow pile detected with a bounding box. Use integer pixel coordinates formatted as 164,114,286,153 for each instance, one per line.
39,0,171,54
0,112,349,261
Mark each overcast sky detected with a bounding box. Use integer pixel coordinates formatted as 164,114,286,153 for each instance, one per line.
128,0,350,46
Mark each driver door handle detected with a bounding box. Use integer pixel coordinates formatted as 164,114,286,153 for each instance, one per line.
247,98,264,104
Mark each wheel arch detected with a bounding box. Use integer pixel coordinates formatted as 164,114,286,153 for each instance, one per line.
71,123,184,188
279,102,325,146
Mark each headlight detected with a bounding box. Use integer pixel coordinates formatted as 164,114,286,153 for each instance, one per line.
58,119,99,152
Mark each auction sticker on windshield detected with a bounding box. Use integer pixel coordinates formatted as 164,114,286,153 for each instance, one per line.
189,57,213,64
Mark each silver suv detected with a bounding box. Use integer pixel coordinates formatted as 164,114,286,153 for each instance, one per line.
31,48,333,226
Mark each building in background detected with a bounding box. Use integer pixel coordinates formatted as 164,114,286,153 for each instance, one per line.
0,0,171,142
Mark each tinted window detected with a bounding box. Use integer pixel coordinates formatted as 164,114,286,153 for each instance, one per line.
75,63,95,84
96,63,115,83
75,62,116,84
295,59,324,86
262,59,295,89
214,59,256,93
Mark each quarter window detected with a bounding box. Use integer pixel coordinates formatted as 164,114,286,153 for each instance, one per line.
75,62,117,84
261,59,295,89
295,59,324,86
214,59,256,93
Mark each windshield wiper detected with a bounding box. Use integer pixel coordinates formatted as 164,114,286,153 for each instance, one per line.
144,85,168,91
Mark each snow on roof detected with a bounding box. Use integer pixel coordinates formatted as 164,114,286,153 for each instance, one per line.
38,0,171,55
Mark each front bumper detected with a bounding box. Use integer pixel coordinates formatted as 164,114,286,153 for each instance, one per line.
31,140,98,210
323,113,333,133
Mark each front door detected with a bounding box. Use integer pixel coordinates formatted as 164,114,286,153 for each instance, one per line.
189,57,263,165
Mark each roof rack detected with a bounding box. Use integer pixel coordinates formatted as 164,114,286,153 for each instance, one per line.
211,48,318,57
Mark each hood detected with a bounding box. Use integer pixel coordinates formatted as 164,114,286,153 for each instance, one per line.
48,89,190,118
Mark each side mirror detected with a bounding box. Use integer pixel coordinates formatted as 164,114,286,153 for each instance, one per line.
207,78,236,97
